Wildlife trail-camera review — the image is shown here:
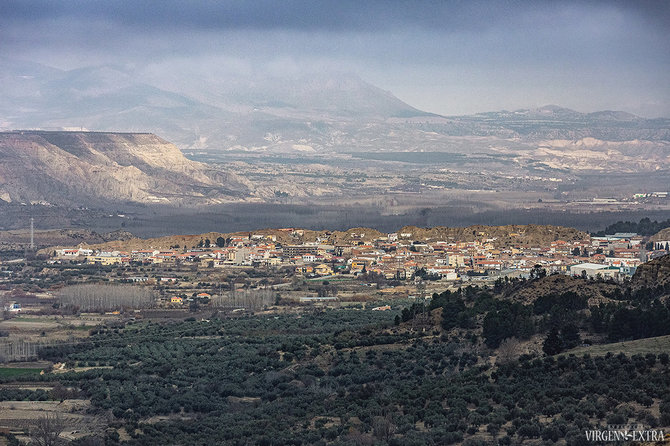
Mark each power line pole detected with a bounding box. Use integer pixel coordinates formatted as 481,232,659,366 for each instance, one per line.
30,217,35,250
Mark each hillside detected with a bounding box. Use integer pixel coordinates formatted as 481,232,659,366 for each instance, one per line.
631,253,670,291
396,224,587,247
652,227,670,242
0,131,251,207
0,228,134,251
42,224,589,253
502,274,620,306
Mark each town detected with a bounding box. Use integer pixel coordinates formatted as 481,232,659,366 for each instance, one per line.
2,223,670,444
3,225,669,315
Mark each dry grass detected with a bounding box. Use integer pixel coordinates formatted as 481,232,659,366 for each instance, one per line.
564,335,670,357
0,399,105,439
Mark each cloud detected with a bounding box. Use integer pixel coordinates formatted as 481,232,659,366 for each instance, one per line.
1,1,668,116
0,1,548,33
3,0,666,35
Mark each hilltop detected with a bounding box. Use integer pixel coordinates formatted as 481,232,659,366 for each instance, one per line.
0,228,133,251
395,224,586,247
41,224,589,252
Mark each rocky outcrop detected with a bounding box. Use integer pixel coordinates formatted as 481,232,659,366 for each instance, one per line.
652,228,670,243
396,225,588,247
506,274,620,306
631,254,670,291
0,131,251,206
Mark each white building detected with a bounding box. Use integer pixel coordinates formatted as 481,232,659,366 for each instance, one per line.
569,263,619,279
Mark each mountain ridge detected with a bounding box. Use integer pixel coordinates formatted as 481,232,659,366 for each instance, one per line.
2,59,668,153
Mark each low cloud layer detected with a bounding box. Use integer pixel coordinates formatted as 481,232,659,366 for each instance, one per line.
2,0,669,117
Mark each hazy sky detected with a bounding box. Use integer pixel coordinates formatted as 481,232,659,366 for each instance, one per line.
2,0,669,117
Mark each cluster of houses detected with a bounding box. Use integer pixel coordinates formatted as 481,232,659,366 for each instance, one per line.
51,230,670,282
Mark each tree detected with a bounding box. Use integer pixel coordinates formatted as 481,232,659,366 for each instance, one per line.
58,284,155,312
216,237,225,248
572,247,581,256
496,337,522,366
543,328,564,355
561,324,581,349
530,265,546,280
372,415,395,442
483,308,514,348
30,413,65,446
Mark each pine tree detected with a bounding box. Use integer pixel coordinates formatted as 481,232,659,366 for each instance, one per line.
561,324,581,349
543,327,564,355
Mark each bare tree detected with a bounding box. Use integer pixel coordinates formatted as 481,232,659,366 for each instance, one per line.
212,287,274,311
372,414,396,442
30,413,65,446
496,337,522,366
58,284,155,312
0,339,46,362
344,428,375,446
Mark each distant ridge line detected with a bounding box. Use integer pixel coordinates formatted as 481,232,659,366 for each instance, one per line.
2,130,154,136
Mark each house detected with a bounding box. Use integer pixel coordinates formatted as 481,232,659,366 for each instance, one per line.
88,255,124,265
56,248,81,257
314,264,333,276
426,266,458,280
284,245,319,258
295,266,314,275
349,259,369,273
302,254,317,263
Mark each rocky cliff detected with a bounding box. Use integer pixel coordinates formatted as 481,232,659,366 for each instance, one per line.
0,131,251,206
631,253,670,291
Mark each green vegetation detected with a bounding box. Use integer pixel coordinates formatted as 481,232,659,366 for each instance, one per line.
2,271,670,444
14,311,670,445
12,317,46,323
0,367,42,378
594,217,670,237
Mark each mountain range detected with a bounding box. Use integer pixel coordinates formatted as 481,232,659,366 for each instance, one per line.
2,59,669,154
1,59,670,210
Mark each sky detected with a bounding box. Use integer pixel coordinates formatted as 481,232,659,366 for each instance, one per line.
1,0,669,117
